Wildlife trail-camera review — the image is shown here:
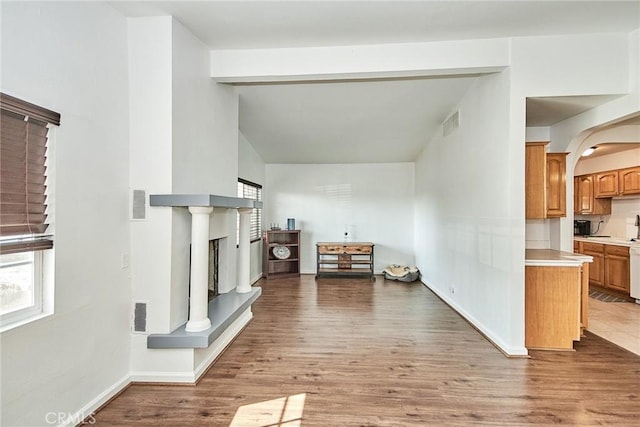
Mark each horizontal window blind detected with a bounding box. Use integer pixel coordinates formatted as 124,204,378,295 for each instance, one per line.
237,179,263,242
0,93,59,254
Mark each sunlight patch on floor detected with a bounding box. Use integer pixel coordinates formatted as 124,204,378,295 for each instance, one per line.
229,393,306,427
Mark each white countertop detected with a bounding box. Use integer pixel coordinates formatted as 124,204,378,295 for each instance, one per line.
573,236,640,248
525,249,593,267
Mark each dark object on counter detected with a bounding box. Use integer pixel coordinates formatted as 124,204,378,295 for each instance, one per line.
574,220,591,236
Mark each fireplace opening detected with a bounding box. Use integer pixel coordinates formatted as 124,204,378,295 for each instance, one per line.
208,239,219,301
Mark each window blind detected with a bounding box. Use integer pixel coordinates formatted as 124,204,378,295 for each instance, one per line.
0,93,59,254
237,179,262,242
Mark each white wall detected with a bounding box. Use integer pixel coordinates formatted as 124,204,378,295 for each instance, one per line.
128,16,175,334
1,2,131,425
239,132,266,282
265,163,415,273
128,16,241,382
414,71,520,354
574,146,640,176
547,29,640,251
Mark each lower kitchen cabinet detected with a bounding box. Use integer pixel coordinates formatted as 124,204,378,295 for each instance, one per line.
604,245,630,293
525,263,583,350
575,240,630,295
581,242,605,287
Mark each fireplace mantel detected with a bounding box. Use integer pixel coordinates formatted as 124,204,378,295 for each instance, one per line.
149,192,260,333
150,194,262,209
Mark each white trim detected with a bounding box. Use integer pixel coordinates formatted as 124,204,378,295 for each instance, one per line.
130,308,253,384
193,308,253,381
129,370,198,384
58,374,131,427
421,280,529,357
0,251,45,332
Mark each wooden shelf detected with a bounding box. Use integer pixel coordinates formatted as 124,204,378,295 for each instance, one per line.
263,230,300,279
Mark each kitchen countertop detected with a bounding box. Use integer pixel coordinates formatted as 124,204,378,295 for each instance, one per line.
573,236,640,248
525,249,593,267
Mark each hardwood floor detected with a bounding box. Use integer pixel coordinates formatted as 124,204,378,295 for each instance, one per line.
588,295,640,356
94,275,640,426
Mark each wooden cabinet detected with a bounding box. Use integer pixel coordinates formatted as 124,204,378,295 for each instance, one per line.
575,174,611,215
604,245,630,293
575,240,630,295
316,242,374,280
525,142,568,219
525,265,582,350
594,171,618,198
263,230,300,279
581,242,605,287
575,166,639,205
619,166,640,195
546,153,568,217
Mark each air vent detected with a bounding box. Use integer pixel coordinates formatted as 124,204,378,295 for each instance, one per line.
443,110,460,137
131,189,146,220
133,302,147,332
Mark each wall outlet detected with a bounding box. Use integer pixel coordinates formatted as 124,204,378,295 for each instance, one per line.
450,286,455,294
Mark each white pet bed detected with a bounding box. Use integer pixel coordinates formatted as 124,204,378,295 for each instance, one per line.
383,264,420,282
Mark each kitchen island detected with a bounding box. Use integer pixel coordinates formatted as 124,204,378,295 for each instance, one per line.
525,249,592,350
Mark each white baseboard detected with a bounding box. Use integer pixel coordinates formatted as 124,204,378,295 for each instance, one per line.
129,370,197,383
193,309,253,381
58,309,255,425
421,280,529,357
60,374,131,427
129,308,254,384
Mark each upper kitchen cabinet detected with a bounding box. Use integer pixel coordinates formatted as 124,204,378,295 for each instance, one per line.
592,166,640,197
594,171,619,198
546,153,569,217
575,174,612,215
619,166,640,195
526,142,568,219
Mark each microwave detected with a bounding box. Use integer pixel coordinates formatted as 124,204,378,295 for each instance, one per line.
574,220,591,236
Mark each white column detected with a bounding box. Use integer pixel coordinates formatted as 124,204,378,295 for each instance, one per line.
185,206,214,332
237,207,253,293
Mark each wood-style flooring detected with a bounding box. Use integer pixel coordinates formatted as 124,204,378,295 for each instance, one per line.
94,275,640,426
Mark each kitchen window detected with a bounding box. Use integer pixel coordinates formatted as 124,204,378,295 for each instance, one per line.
0,93,59,331
237,179,263,244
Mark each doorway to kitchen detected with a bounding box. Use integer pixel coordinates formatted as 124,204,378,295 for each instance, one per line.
571,120,640,356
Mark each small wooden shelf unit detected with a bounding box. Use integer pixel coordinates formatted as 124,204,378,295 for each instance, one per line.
316,242,375,280
263,230,300,279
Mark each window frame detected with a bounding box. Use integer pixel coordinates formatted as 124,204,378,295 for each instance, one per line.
0,93,57,332
237,178,263,244
0,251,44,330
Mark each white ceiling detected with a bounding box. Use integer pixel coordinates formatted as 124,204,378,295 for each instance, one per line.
236,77,478,163
111,1,640,164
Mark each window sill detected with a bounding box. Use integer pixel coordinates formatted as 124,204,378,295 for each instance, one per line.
0,309,53,334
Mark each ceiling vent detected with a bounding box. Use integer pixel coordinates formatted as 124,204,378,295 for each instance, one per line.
443,110,460,137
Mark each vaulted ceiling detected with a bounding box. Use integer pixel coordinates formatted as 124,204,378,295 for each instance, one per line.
112,1,640,163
